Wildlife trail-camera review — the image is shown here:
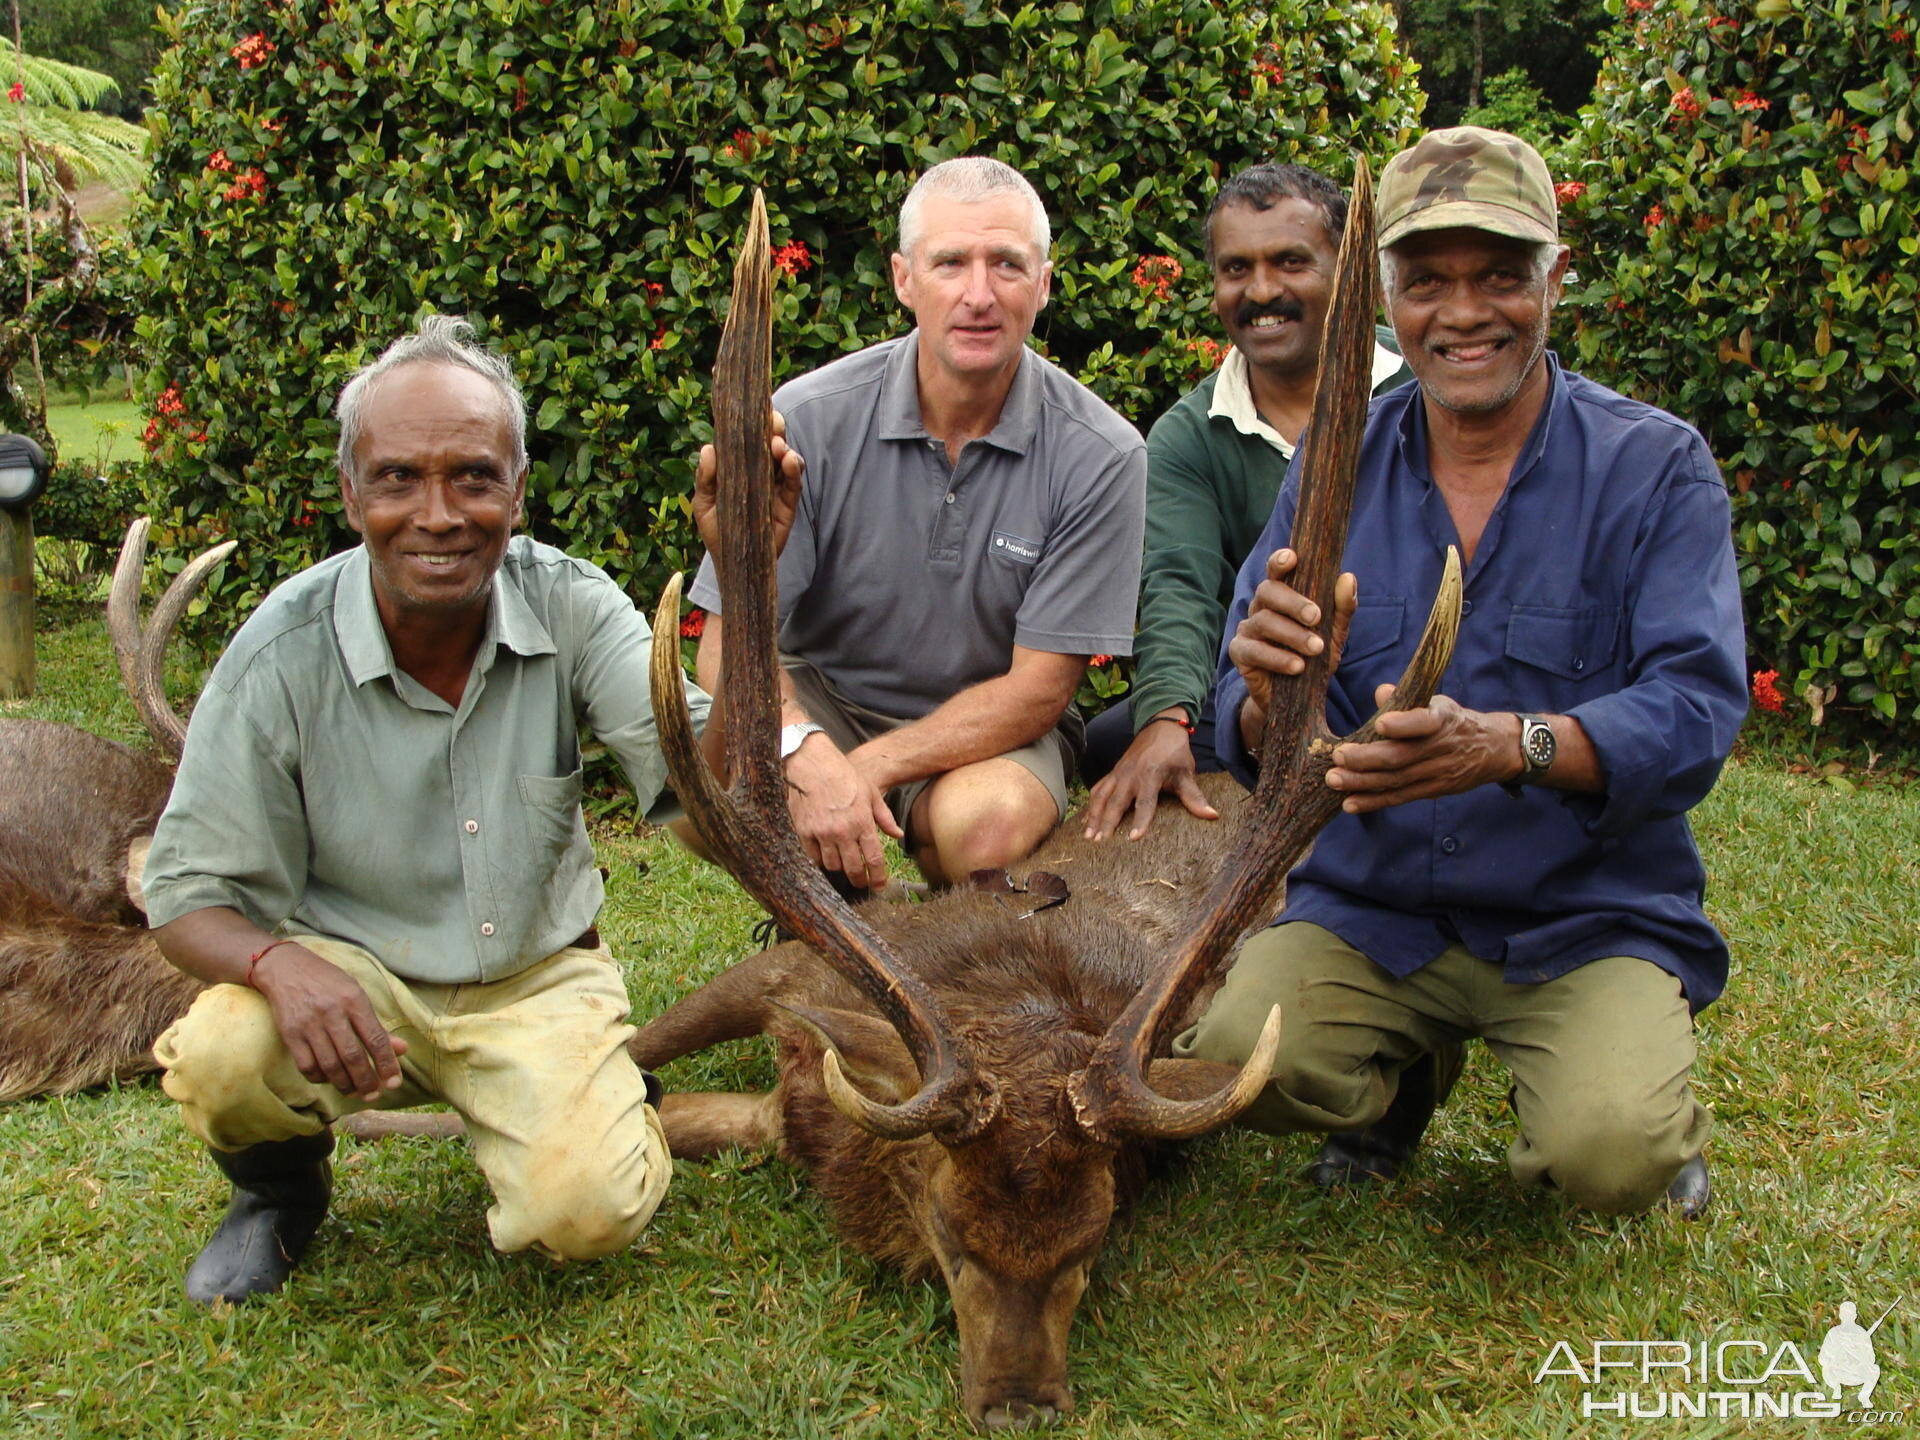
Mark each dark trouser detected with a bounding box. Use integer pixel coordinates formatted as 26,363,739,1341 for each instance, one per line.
1079,695,1223,786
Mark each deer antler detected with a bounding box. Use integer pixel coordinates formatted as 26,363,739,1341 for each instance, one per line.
1069,158,1465,1144
648,191,999,1145
106,518,237,761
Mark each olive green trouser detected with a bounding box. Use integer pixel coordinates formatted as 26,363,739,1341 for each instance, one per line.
154,935,671,1262
1173,922,1711,1214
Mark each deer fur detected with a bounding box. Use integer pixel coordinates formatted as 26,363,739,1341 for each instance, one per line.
0,524,231,1102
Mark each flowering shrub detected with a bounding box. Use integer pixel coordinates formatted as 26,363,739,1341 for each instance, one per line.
134,0,1418,621
1559,0,1918,732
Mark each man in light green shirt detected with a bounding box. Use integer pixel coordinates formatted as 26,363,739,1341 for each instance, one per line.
145,315,799,1304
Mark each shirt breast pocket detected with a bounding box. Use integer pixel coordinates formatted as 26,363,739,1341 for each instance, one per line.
1340,597,1406,667
517,767,586,857
1504,605,1621,681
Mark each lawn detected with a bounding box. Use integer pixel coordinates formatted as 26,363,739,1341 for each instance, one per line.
43,399,144,469
2,614,1916,1439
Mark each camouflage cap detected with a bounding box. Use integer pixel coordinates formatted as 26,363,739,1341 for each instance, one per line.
1376,126,1558,248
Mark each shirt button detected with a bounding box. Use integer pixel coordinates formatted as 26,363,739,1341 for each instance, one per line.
945,492,956,504
1460,599,1473,616
1573,658,1585,672
1440,836,1458,855
480,922,496,937
464,819,479,834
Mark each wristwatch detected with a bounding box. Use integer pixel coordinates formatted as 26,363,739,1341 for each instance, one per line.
1502,713,1556,795
778,721,824,760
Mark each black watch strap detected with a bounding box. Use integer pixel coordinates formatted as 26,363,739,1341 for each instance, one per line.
1501,713,1556,796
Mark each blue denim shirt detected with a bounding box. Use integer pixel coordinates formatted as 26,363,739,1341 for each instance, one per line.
1212,357,1747,1010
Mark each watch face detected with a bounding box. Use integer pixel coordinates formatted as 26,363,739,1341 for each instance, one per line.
1523,721,1556,770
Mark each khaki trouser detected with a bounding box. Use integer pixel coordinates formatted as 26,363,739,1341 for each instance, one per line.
1173,922,1712,1214
153,935,671,1262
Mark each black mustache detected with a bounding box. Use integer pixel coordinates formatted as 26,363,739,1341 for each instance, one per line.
1234,299,1304,327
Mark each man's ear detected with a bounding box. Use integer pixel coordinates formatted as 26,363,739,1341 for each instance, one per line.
1036,258,1053,313
339,467,365,534
1546,244,1572,304
890,250,912,310
511,466,528,527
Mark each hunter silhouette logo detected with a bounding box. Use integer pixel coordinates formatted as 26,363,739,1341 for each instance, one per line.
1532,1296,1906,1424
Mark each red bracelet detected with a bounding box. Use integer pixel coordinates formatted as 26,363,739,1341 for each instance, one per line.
1145,713,1197,735
245,938,294,989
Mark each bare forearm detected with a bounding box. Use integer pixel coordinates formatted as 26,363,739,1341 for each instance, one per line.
853,665,1080,791
1525,712,1604,794
153,906,284,987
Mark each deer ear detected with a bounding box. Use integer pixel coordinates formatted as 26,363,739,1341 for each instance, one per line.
771,1002,920,1104
1143,1057,1263,1103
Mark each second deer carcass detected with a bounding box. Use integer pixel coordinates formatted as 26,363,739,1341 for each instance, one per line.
639,174,1463,1428
0,522,232,1101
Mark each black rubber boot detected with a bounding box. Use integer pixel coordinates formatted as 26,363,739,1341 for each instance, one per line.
1304,1045,1464,1189
1665,1154,1711,1219
185,1130,334,1305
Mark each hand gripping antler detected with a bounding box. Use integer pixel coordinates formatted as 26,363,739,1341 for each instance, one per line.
649,191,999,1144
1068,158,1464,1144
106,518,238,760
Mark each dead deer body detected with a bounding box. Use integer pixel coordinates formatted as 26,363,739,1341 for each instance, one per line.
632,177,1464,1427
0,523,233,1101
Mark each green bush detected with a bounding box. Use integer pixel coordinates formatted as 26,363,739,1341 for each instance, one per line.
135,0,1421,617
1559,0,1917,732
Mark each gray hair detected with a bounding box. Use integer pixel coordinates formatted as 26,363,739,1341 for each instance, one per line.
334,315,527,478
1379,238,1560,296
898,157,1051,261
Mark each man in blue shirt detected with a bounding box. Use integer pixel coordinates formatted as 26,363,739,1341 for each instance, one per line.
1174,127,1746,1215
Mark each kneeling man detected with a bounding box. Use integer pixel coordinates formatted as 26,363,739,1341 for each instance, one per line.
145,317,794,1301
1178,128,1746,1215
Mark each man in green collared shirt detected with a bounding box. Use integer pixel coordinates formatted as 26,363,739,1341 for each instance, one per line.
144,316,799,1304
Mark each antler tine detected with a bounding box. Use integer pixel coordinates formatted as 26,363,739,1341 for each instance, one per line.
105,519,236,760
1072,157,1463,1144
106,519,152,725
656,190,998,1145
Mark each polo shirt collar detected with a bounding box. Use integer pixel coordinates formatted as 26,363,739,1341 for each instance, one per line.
876,330,1043,455
1209,341,1409,459
333,542,555,688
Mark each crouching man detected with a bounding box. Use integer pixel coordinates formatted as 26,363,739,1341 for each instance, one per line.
144,316,798,1302
1176,128,1747,1215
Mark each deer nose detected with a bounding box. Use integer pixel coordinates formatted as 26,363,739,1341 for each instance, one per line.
980,1400,1064,1430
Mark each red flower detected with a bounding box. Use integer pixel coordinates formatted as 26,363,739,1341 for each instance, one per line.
1643,203,1666,230
772,240,813,276
650,324,668,350
1088,654,1113,668
1625,0,1651,11
1751,669,1783,713
1707,14,1737,25
6,81,23,103
719,143,738,160
1183,336,1224,371
680,608,706,640
207,149,235,173
156,384,186,417
1894,26,1910,41
1553,181,1587,204
1733,90,1769,112
1670,87,1702,122
230,33,276,69
1251,44,1284,84
1837,153,1853,173
1131,254,1183,300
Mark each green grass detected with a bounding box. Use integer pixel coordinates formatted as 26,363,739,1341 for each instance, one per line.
43,399,143,469
3,616,1917,1438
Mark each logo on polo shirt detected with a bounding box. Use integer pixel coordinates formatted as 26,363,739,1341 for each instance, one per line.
990,531,1042,564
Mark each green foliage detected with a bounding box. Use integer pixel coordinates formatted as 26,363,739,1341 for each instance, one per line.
0,217,142,439
1395,0,1609,124
1560,0,1918,733
134,0,1421,616
31,456,144,545
0,34,146,194
1460,66,1564,149
18,0,164,116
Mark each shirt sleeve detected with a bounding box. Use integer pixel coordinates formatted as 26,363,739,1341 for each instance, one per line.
570,569,712,816
1012,436,1147,655
1210,472,1301,788
1127,406,1242,728
140,666,310,932
1562,441,1747,838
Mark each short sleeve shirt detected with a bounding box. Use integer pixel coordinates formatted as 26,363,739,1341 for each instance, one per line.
689,333,1147,718
142,536,710,985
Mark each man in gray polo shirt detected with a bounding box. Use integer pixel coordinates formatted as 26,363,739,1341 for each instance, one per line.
143,316,799,1303
688,157,1147,890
